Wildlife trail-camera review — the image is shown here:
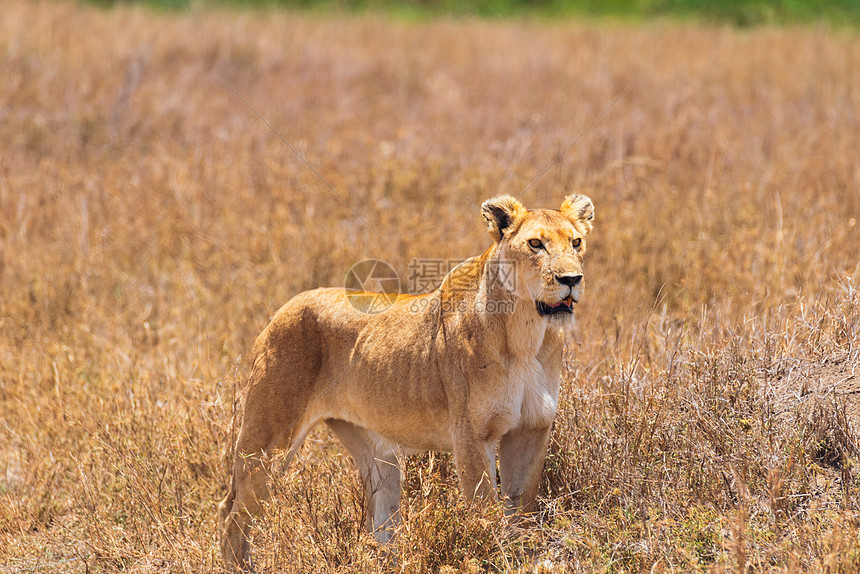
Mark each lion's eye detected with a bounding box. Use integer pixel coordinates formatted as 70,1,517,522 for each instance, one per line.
528,239,544,250
571,238,582,249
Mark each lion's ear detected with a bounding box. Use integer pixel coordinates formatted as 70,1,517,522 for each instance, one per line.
560,194,594,234
481,195,527,242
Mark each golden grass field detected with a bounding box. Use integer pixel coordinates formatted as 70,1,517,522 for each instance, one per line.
1,1,859,572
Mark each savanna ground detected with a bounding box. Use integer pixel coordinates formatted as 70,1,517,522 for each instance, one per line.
1,1,859,572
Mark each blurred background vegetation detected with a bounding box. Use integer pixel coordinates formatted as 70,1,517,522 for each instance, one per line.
87,0,860,26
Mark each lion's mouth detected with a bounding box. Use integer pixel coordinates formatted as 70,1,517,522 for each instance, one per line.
536,295,575,316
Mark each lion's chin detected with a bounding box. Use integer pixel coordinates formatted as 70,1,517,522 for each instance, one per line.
535,295,575,316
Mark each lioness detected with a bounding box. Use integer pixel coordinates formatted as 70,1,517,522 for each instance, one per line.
219,194,594,570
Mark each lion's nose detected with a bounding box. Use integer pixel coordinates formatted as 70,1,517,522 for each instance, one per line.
555,274,583,287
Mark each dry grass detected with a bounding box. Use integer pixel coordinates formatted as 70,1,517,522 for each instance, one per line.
1,2,859,572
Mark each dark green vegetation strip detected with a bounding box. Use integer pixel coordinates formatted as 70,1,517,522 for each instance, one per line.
87,0,860,27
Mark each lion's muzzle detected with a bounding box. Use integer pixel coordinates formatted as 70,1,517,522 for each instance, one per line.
536,295,575,316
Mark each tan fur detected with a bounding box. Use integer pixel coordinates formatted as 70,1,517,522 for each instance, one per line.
218,194,595,571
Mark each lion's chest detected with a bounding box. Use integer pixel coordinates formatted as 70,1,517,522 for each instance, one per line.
510,357,559,427
481,356,560,439
498,311,561,430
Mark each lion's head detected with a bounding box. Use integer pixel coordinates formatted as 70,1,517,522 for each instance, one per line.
482,194,594,319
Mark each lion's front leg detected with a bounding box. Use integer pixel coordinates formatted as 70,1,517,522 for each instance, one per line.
498,425,552,515
452,426,499,502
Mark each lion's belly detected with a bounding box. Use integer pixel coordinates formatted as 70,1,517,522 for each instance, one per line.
365,419,455,453
335,405,454,453
318,365,454,453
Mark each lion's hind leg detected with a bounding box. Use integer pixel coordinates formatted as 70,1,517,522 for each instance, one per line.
326,419,402,544
220,405,318,571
